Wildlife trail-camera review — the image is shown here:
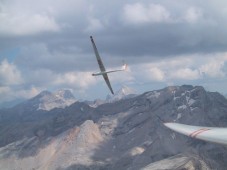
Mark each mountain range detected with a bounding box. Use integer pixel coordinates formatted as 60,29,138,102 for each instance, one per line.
0,85,227,169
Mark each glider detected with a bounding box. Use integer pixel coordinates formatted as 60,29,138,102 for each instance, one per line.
90,36,127,94
164,122,227,145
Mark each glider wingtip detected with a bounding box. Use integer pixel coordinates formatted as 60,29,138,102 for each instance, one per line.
163,123,169,127
163,122,175,128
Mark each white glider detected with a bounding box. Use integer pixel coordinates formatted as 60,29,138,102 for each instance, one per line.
90,36,127,94
164,122,227,145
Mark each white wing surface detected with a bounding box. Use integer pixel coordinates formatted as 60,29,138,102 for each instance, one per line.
164,122,227,145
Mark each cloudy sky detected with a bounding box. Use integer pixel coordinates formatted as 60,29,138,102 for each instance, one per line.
1,0,227,103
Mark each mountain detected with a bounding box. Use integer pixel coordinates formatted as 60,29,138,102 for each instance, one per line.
87,86,137,107
142,153,210,170
22,89,77,111
1,85,227,169
35,89,77,111
0,89,77,124
106,86,137,102
0,98,25,109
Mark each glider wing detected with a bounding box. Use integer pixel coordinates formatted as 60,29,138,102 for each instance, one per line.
164,122,227,145
90,36,114,94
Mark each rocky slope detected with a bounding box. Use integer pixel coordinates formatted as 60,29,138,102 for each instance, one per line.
1,85,227,169
142,153,211,170
0,120,103,170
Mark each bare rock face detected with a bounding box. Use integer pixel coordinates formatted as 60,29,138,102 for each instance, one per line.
37,90,77,111
142,154,211,170
0,120,103,170
76,120,103,148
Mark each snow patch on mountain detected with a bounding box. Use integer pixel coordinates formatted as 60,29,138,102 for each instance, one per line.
146,91,161,99
178,105,187,110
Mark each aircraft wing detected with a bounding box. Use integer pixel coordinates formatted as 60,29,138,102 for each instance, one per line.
90,36,114,94
164,122,227,145
103,73,114,94
90,36,106,72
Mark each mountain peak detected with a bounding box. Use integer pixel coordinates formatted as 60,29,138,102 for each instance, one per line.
54,89,75,100
28,89,76,111
106,86,137,102
116,86,136,95
35,90,52,98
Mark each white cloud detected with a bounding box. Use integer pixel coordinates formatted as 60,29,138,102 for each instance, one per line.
169,68,200,80
0,13,59,36
84,17,104,32
130,54,227,85
123,3,171,24
136,57,196,82
54,71,97,89
15,86,40,99
199,54,227,78
0,86,10,93
0,86,40,102
184,7,203,23
0,86,11,102
132,53,227,84
147,67,165,81
0,59,23,85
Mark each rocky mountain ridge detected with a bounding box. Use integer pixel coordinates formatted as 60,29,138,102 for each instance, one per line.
0,85,227,169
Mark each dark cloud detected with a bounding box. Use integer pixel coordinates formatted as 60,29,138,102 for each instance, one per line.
2,0,227,65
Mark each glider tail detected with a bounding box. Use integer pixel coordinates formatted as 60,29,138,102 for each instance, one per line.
122,63,128,71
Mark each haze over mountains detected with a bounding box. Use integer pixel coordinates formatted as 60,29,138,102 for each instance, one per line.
0,85,227,169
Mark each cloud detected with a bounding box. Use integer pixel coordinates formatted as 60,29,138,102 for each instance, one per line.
16,43,95,73
0,86,11,102
0,59,23,85
0,86,10,93
1,0,227,103
123,3,171,24
53,71,97,89
0,11,59,36
143,67,165,82
129,53,227,85
0,86,40,102
199,54,227,78
169,68,200,80
15,86,40,99
184,7,203,23
84,17,104,33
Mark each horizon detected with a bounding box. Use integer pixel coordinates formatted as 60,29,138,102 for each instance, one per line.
1,84,226,109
